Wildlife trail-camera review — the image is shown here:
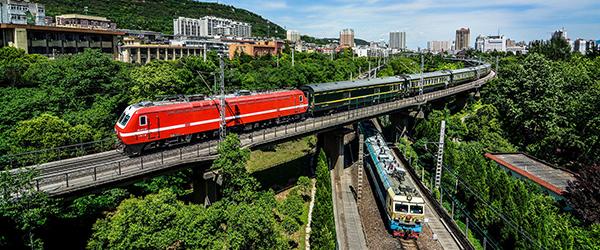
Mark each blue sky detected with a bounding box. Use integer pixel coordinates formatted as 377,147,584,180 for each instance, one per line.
209,0,600,49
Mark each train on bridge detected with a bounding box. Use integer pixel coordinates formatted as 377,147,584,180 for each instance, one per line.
115,60,491,155
361,120,425,239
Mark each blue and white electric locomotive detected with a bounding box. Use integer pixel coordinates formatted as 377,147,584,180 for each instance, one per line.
361,121,425,238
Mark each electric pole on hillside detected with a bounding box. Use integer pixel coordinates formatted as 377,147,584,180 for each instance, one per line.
219,54,226,141
434,120,446,190
291,45,295,67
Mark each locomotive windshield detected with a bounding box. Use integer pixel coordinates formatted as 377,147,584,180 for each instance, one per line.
116,105,139,129
410,205,424,214
394,203,408,213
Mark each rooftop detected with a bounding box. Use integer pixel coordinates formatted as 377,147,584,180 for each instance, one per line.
56,14,112,22
485,153,575,195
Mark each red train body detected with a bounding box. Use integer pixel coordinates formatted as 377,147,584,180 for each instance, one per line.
114,90,308,154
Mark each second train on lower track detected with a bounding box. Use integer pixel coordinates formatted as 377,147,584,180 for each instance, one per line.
361,120,425,238
114,60,491,155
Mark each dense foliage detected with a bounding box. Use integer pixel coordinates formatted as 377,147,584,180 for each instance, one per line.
38,0,285,37
483,53,600,168
565,164,600,225
88,134,292,249
309,150,336,249
410,103,599,249
0,47,374,165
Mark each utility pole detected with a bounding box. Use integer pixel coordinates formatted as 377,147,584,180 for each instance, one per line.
203,44,207,62
495,55,499,72
218,55,226,141
291,44,295,67
368,61,371,79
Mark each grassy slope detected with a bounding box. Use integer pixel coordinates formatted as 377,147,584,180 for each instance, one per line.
38,0,285,37
247,136,315,173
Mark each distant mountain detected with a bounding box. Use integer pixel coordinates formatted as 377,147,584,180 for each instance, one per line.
37,0,286,37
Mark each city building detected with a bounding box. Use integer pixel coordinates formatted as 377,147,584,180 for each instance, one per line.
171,37,228,55
475,35,507,52
118,41,206,64
286,30,300,43
427,40,451,53
339,28,354,48
389,31,406,50
485,153,575,201
227,40,283,59
0,0,45,26
552,28,568,40
54,14,116,30
455,27,470,50
574,39,587,54
0,23,124,57
587,40,597,52
173,16,252,38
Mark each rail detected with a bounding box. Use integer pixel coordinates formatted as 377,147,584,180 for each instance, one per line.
392,145,475,250
25,71,495,196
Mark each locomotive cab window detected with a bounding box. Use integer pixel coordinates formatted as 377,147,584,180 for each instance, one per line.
394,203,408,213
410,205,424,214
139,115,147,126
299,95,304,102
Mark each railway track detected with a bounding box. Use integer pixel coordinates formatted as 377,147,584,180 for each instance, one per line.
399,238,420,250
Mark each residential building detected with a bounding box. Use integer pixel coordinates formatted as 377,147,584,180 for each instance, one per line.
587,40,597,52
574,39,587,54
286,30,300,43
455,27,470,50
171,37,228,55
0,0,45,26
389,31,406,50
173,16,251,38
552,28,568,40
0,23,124,57
475,35,507,52
228,40,283,59
54,14,116,30
427,40,451,53
339,28,354,48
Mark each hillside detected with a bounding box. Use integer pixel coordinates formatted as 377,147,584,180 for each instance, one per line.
37,0,286,37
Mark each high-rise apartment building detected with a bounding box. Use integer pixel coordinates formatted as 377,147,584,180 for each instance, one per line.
286,30,300,43
389,31,406,50
0,0,46,26
574,39,587,54
427,40,451,53
339,28,354,47
455,27,470,50
173,16,251,38
552,28,568,40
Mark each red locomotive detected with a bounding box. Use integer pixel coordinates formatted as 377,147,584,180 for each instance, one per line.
114,90,308,155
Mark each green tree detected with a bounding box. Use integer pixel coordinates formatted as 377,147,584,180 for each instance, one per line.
310,150,336,249
0,47,45,86
0,168,57,249
213,134,259,203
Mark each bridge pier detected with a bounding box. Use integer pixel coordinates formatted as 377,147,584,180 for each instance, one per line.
318,127,354,179
389,110,422,141
192,166,221,207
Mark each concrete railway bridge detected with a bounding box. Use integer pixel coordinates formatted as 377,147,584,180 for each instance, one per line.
20,71,495,205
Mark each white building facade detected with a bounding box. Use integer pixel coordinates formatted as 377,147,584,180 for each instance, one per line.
173,16,251,38
286,30,300,43
475,35,507,52
389,31,406,50
0,0,45,25
427,40,451,53
574,39,587,54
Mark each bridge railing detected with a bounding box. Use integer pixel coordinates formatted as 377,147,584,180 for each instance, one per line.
31,71,495,195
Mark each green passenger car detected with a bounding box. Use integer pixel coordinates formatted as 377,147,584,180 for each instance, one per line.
300,76,408,114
